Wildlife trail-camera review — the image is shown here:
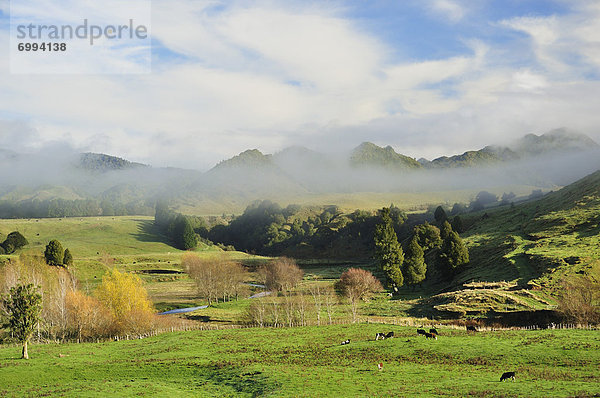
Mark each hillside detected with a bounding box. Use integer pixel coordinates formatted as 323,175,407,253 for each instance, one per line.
460,169,600,291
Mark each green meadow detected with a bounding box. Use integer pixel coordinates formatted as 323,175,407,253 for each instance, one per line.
0,325,598,397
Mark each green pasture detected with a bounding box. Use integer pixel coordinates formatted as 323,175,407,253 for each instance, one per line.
0,325,598,397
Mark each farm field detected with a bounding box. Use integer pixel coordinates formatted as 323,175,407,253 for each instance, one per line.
0,325,598,397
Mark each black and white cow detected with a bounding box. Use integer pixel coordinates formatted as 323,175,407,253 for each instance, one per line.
500,372,515,382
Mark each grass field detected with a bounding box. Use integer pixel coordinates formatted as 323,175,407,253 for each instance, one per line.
0,325,598,397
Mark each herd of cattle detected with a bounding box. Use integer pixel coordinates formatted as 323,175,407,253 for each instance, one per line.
339,325,515,382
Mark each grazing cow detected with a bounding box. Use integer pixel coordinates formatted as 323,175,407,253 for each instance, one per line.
466,325,477,332
417,329,427,335
385,331,394,339
424,332,437,340
429,328,438,335
377,362,383,371
341,339,350,345
376,333,386,340
500,372,515,382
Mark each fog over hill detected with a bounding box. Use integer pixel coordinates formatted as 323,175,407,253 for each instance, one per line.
1,128,599,214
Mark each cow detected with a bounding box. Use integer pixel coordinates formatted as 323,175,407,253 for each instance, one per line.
417,329,427,335
500,372,515,382
429,328,438,335
375,333,386,340
424,332,437,340
377,362,383,371
385,331,394,339
466,325,478,332
341,339,350,345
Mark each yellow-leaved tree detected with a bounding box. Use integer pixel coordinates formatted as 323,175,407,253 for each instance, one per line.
94,268,155,335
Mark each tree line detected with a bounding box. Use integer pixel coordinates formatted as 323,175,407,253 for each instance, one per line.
0,198,153,219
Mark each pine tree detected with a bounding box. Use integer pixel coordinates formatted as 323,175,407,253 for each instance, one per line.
174,215,198,250
63,248,73,267
440,220,453,240
44,239,64,266
374,207,404,289
404,236,426,287
451,215,464,233
434,206,448,224
2,283,42,359
439,230,469,277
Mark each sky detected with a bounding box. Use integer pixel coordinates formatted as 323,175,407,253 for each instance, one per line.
1,0,599,170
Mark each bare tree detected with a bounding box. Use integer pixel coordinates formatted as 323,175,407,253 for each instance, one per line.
183,254,248,305
336,268,383,323
558,275,600,325
259,257,303,292
323,286,338,325
308,280,323,326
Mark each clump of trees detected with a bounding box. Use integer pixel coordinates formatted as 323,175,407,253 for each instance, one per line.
336,268,382,323
44,240,73,267
0,198,153,219
155,202,202,250
0,231,28,254
207,200,408,258
0,254,159,348
558,274,600,325
182,254,249,305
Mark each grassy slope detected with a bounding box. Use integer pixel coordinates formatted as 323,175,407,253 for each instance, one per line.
461,170,600,291
0,216,268,310
0,325,598,397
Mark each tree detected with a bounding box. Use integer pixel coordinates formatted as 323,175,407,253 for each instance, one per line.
183,254,249,305
403,236,426,288
259,257,303,292
374,207,404,289
44,240,64,266
440,220,453,240
439,231,469,277
173,215,198,250
66,290,110,342
451,215,464,234
94,268,154,334
2,283,42,359
62,249,73,267
336,268,382,322
1,231,28,254
413,223,441,251
557,275,600,325
434,206,448,224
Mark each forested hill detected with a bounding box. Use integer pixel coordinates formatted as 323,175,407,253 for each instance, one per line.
79,153,148,172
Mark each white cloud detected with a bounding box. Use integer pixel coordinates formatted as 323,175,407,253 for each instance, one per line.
430,0,465,23
0,1,600,169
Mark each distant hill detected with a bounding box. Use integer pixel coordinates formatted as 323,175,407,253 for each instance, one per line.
350,142,421,169
429,146,519,168
0,128,598,216
511,128,599,156
79,153,147,172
